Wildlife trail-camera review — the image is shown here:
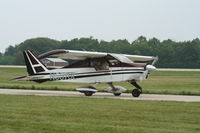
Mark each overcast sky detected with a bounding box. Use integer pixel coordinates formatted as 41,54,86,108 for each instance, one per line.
0,0,200,52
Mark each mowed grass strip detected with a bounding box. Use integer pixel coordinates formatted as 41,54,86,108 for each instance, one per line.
0,94,199,133
0,67,200,95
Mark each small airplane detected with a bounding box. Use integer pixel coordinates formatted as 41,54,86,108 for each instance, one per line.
15,49,158,97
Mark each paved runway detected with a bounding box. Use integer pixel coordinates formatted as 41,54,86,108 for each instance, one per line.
0,88,200,102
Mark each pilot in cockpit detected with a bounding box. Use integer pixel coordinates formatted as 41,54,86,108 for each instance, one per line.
91,59,109,71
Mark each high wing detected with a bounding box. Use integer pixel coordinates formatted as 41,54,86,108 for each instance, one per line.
38,49,157,63
38,49,107,60
123,54,158,62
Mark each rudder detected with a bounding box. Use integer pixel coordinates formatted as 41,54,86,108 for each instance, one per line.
23,50,48,75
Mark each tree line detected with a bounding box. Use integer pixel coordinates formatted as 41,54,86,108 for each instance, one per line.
0,36,200,68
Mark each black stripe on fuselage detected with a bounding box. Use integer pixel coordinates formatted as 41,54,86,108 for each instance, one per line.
74,71,143,79
33,69,145,76
31,71,144,83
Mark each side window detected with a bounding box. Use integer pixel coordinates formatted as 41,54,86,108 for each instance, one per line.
66,59,90,68
91,59,109,70
108,59,120,67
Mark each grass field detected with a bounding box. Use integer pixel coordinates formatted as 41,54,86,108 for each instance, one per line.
0,95,199,133
0,67,200,95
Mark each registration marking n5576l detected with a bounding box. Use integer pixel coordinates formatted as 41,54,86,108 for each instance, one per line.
50,72,75,81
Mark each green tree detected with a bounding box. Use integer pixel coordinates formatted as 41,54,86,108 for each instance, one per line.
1,36,200,68
4,46,15,56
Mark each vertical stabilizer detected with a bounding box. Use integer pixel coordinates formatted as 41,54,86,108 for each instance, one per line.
23,50,48,75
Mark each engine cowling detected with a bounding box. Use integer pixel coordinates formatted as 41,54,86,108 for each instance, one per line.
146,65,156,71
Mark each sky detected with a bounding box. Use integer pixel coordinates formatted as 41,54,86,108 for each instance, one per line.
0,0,200,52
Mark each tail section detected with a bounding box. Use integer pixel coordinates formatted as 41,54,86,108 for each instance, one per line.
23,50,48,75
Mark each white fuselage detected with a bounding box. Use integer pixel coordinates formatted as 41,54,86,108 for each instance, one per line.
29,67,148,83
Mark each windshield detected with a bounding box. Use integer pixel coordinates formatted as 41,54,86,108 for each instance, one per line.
109,54,133,64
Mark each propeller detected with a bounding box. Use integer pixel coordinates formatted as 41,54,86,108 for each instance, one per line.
146,56,158,71
152,56,159,66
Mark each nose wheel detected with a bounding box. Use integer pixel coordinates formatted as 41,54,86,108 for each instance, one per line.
132,89,141,97
129,81,142,97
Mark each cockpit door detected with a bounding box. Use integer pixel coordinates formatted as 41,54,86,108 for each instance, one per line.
90,58,112,82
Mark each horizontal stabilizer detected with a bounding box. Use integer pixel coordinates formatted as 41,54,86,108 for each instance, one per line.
12,76,29,81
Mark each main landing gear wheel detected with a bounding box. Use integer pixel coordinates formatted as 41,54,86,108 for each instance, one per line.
76,86,97,96
84,91,94,96
132,89,141,97
113,93,121,96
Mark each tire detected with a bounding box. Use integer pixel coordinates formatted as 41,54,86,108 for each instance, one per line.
113,93,121,96
132,89,141,97
84,91,93,96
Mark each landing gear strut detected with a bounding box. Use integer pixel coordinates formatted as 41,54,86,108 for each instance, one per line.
108,83,122,96
106,83,127,96
129,81,142,97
